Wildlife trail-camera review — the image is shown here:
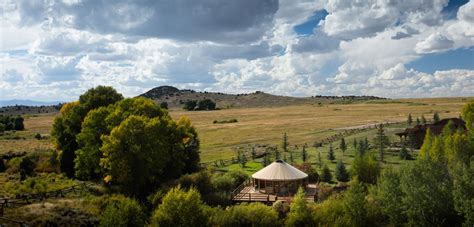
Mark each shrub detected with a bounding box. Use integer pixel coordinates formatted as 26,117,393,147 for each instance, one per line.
160,101,168,109
211,202,280,227
294,163,319,182
152,186,209,226
213,119,238,124
100,195,146,227
351,154,380,184
19,155,38,180
0,158,5,172
34,133,42,140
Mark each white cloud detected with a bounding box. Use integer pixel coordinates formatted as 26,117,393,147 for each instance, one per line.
415,33,454,53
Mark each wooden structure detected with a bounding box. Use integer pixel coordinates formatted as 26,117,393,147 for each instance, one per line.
231,160,315,203
396,118,466,148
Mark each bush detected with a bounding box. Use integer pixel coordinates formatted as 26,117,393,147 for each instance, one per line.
160,101,168,109
294,163,319,182
213,119,238,124
351,154,380,184
0,158,5,172
197,99,216,110
100,195,146,227
152,186,209,226
184,100,197,111
211,202,280,227
19,155,38,180
34,133,42,140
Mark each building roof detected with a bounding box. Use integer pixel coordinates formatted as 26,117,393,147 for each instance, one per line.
252,160,308,181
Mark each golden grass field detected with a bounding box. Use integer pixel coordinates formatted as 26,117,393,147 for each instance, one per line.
1,97,472,163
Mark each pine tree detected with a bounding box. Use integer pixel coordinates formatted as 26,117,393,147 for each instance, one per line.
263,154,270,166
353,138,358,149
433,112,440,123
407,113,413,125
301,144,307,162
374,124,389,162
340,137,347,156
327,143,335,161
364,137,369,149
282,132,289,153
251,147,256,160
289,150,294,163
399,143,411,160
274,147,280,160
320,165,332,182
421,115,427,124
335,160,349,182
416,117,420,125
358,139,366,156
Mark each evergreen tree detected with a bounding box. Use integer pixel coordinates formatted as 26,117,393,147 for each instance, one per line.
301,144,307,162
0,158,5,172
416,117,420,125
335,160,349,182
327,143,335,161
282,132,289,153
374,124,389,162
358,139,366,156
364,137,369,150
320,165,332,182
399,143,411,160
274,147,280,160
421,115,427,124
407,113,413,125
340,137,347,156
433,112,440,123
353,138,358,149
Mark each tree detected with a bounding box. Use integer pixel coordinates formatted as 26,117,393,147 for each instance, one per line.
100,195,146,227
100,113,199,197
0,158,5,172
421,115,427,124
416,117,420,125
433,112,440,123
343,182,369,226
152,186,209,226
373,168,405,225
320,165,332,182
197,99,216,110
301,144,308,162
399,158,455,226
282,132,289,153
353,138,357,149
407,113,413,125
374,124,389,162
238,150,247,168
340,137,347,156
289,150,294,163
13,116,24,130
453,161,474,226
335,160,349,182
51,86,123,178
462,101,474,132
160,101,168,109
184,100,197,111
212,203,279,227
0,123,5,133
286,187,313,226
327,143,335,161
263,154,271,167
399,144,411,160
351,154,380,184
251,147,256,160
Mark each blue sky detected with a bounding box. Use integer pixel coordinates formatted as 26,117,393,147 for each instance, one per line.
1,0,473,101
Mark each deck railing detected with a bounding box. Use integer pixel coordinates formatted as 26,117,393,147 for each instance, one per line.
230,178,252,201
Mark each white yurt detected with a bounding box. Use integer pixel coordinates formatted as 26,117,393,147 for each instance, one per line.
252,160,308,195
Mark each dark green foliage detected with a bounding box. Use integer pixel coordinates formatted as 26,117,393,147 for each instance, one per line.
251,147,256,160
160,101,168,109
213,119,238,124
453,161,474,226
0,158,5,172
0,116,24,131
52,86,123,178
317,151,322,169
335,160,349,182
373,168,406,225
343,182,369,226
351,154,380,184
184,100,197,110
320,165,332,182
421,114,427,124
374,124,389,162
50,150,58,167
289,150,294,163
340,137,347,156
282,132,289,152
327,143,335,161
399,144,411,160
416,117,420,125
407,113,413,125
34,133,42,140
353,138,357,149
100,195,146,227
294,163,319,182
211,202,279,227
263,154,271,167
301,144,307,162
19,155,37,180
197,99,216,110
433,112,440,123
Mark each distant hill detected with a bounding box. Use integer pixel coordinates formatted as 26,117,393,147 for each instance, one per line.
0,99,62,107
140,86,387,109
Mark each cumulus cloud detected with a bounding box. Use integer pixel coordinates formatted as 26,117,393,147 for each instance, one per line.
415,33,455,53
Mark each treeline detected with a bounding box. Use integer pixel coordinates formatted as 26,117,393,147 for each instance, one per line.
0,115,24,132
184,99,216,111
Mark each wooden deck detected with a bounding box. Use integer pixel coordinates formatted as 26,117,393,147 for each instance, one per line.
231,183,318,203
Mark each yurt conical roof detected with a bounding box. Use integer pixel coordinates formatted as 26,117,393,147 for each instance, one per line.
252,160,308,181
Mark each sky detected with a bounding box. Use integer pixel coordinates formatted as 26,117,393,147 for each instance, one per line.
0,0,473,101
